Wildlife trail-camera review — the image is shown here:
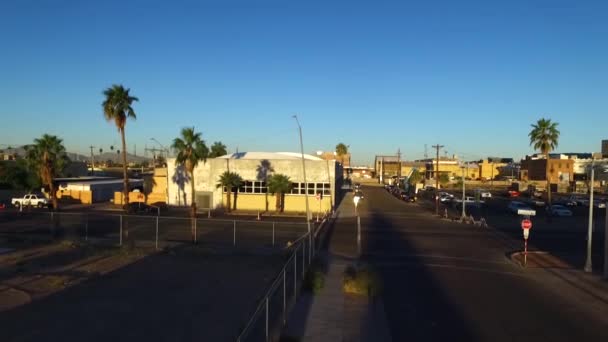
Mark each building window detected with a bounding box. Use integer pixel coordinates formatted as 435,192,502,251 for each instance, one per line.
323,183,331,196
284,182,331,196
253,181,267,193
223,180,268,193
307,183,315,195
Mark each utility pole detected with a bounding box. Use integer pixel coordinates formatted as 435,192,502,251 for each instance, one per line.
89,145,96,176
585,158,595,273
397,148,402,185
432,144,444,216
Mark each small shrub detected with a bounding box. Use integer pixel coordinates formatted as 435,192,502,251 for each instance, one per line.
303,270,325,294
343,264,382,297
303,259,326,294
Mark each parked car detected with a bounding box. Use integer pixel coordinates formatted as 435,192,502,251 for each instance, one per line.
439,192,454,203
475,189,492,199
556,196,579,207
354,191,365,199
524,198,545,207
11,194,49,209
545,205,573,217
507,201,536,215
507,190,520,197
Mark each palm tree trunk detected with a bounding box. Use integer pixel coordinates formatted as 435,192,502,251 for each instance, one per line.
275,192,281,212
190,170,196,241
120,127,129,208
190,170,196,216
282,192,287,212
49,179,58,211
226,190,231,213
232,190,237,210
546,155,552,206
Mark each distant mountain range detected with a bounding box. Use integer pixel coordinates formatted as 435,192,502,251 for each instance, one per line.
1,146,151,164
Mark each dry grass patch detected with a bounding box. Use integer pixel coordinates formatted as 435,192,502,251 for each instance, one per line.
343,263,382,297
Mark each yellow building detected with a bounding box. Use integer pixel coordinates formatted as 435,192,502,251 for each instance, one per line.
478,159,508,180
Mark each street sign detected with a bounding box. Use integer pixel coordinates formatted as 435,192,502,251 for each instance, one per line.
521,219,532,230
517,209,536,216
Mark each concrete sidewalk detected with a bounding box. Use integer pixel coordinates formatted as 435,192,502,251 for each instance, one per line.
283,192,391,342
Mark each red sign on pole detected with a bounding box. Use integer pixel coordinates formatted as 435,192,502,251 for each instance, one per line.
521,219,532,230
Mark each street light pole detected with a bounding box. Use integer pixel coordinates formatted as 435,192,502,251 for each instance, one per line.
461,164,466,218
584,158,595,273
293,115,312,259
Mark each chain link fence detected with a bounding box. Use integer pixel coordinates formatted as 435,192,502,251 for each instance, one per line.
0,211,310,250
236,214,332,342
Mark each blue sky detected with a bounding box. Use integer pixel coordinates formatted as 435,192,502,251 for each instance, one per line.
1,0,606,165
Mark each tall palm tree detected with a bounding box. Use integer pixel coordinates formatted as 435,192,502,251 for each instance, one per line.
172,127,209,216
24,134,69,210
102,84,138,209
335,143,348,165
529,118,560,205
267,174,292,213
209,142,228,158
216,171,243,212
256,160,274,211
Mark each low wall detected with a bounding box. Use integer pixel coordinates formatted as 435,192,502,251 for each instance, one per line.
114,191,146,205
217,193,332,213
57,189,93,204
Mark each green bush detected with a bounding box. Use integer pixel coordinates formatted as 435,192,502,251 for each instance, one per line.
303,270,325,294
343,264,382,297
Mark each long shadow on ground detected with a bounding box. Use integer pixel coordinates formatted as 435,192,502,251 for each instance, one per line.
0,244,287,342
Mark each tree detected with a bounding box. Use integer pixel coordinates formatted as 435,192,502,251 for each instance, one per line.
0,159,39,190
335,143,348,165
438,173,450,187
267,174,292,212
408,169,423,186
102,84,138,209
529,118,560,205
209,141,227,158
24,134,69,210
172,127,209,217
216,171,243,212
256,160,274,212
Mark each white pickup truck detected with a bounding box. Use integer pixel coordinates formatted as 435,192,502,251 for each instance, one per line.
11,194,49,209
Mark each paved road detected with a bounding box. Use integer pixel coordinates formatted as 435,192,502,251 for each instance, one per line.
329,186,608,341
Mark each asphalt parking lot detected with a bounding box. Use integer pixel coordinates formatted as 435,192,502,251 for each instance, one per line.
410,188,606,270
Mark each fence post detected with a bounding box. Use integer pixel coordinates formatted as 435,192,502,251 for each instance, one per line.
302,238,305,278
119,215,123,246
155,216,159,250
233,220,236,246
85,214,88,241
283,269,286,325
294,248,297,298
265,297,269,342
272,222,275,246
